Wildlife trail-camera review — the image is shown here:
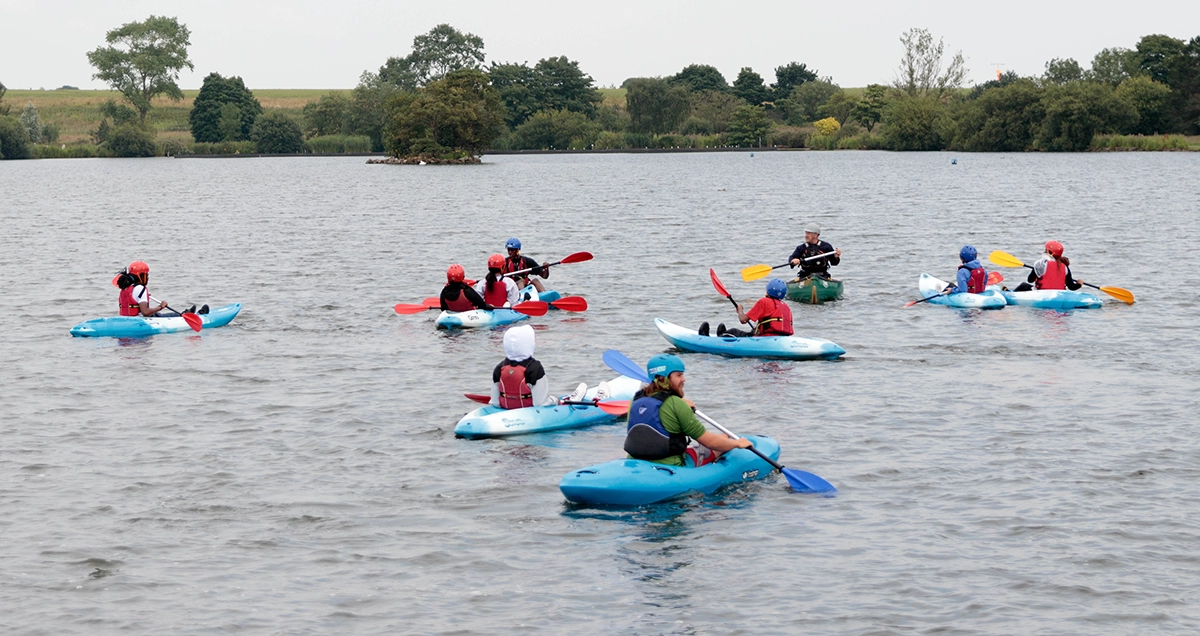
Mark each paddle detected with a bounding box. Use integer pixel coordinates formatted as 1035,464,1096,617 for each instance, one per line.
502,251,594,279
548,296,589,312
741,252,836,282
464,392,628,410
601,348,836,494
395,298,550,316
709,268,739,311
902,271,1004,308
988,250,1134,304
393,297,442,314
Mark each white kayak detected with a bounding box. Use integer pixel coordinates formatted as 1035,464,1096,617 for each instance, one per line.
918,273,1006,309
435,285,538,329
454,376,642,439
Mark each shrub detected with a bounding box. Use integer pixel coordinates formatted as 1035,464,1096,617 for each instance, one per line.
31,144,101,158
813,117,841,136
157,138,190,156
654,134,690,148
1091,134,1190,150
808,134,839,150
0,115,32,159
41,122,60,143
678,116,714,135
306,134,372,153
592,131,629,149
766,126,809,148
106,124,157,157
624,132,652,148
251,112,304,153
881,96,951,150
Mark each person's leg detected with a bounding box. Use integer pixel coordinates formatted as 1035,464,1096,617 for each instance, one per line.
533,279,546,293
723,326,753,337
1013,282,1033,292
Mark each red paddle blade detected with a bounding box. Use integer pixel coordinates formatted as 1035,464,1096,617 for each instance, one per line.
395,303,435,314
464,393,491,404
181,312,203,332
558,251,593,265
595,400,630,416
512,301,549,316
111,274,121,287
709,268,730,298
423,297,440,308
987,271,1004,285
550,296,588,312
902,299,921,308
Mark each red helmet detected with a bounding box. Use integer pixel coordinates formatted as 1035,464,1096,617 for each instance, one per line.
1044,240,1064,257
487,253,504,269
446,264,465,283
128,260,150,275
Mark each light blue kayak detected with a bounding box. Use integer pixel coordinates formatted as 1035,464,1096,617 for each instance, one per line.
559,434,780,505
70,303,242,338
654,318,844,360
454,376,641,439
994,287,1102,310
436,284,542,329
919,273,1006,309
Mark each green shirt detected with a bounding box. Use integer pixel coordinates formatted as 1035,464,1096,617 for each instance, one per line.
629,393,707,466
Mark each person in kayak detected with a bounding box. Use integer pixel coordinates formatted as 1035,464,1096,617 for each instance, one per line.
116,261,205,317
501,237,550,294
489,325,557,408
474,254,521,308
698,278,794,338
440,264,494,312
1010,240,1085,292
946,245,988,294
788,223,841,279
624,354,753,467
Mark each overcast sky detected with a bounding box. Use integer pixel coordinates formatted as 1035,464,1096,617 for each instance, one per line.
2,1,1198,91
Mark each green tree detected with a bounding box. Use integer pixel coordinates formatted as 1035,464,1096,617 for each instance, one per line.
625,78,691,134
301,91,351,137
251,112,304,153
1135,34,1187,87
818,90,857,124
1115,75,1173,134
1043,58,1083,85
0,80,9,116
732,67,770,105
951,79,1044,151
86,15,193,123
771,62,818,101
968,70,1022,99
726,105,770,146
1037,81,1136,151
530,56,603,117
881,96,951,150
92,99,139,145
0,115,32,159
489,61,539,127
19,102,42,143
511,109,599,149
780,79,839,124
893,27,967,99
378,23,485,90
189,72,262,142
382,68,505,157
106,123,156,157
349,72,399,151
689,90,746,133
849,84,888,132
1088,47,1142,85
670,64,729,92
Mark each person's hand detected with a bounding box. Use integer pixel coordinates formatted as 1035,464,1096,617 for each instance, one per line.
789,258,799,266
834,248,841,258
683,397,696,410
735,438,753,449
736,302,744,313
1076,279,1084,286
158,300,167,310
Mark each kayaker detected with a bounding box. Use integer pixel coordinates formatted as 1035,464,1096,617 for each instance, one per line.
501,237,550,294
489,325,559,408
474,253,521,307
623,354,752,467
946,245,988,294
440,264,494,312
699,278,794,338
1011,241,1085,292
788,223,841,279
115,261,204,317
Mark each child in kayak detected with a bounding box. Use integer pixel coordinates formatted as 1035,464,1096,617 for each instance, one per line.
501,237,550,294
1011,240,1085,292
440,264,494,312
490,324,610,409
623,354,752,466
788,223,841,279
474,254,520,307
698,278,794,338
115,260,205,317
946,245,988,294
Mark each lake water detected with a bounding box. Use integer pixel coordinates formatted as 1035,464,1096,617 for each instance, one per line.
1,151,1198,634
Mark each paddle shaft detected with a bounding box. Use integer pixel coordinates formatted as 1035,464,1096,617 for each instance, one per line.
502,252,591,279
694,410,783,472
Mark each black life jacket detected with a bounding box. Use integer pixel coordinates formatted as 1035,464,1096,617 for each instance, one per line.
623,392,689,460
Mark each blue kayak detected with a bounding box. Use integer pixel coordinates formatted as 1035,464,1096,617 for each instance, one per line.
70,303,242,338
434,308,528,329
454,376,641,439
559,434,780,505
919,273,1006,309
654,318,844,360
995,287,1102,310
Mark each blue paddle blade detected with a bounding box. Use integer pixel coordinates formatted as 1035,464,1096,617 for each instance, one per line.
781,467,837,494
602,349,649,383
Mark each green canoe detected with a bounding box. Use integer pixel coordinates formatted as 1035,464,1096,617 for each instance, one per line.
786,275,844,304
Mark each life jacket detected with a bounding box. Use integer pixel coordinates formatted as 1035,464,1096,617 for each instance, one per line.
959,265,988,293
118,285,142,316
753,298,794,336
623,393,690,460
482,278,509,307
1037,259,1068,290
497,361,534,409
443,285,477,312
503,255,538,285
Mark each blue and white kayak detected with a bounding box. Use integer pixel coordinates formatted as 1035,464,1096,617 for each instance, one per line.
919,273,1006,309
454,376,642,439
559,435,780,505
436,284,541,329
993,287,1102,310
70,303,242,338
654,318,844,361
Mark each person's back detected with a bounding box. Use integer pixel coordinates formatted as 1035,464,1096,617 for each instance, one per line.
441,264,493,312
490,325,554,407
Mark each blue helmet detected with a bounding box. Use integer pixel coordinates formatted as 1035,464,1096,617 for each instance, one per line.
960,245,978,262
766,278,787,299
505,237,522,250
646,354,685,380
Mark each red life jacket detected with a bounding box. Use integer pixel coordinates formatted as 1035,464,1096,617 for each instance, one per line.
119,286,142,316
959,266,988,293
482,280,509,307
503,255,534,286
753,298,794,336
497,363,534,409
1037,259,1068,290
444,287,477,312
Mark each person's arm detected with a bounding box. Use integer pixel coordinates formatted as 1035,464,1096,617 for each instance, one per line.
537,258,550,279
505,279,520,307
1065,268,1083,291
135,287,166,316
788,245,804,266
695,429,753,452
489,383,500,406
948,269,970,294
463,285,494,310
664,398,751,451
735,302,752,325
825,242,841,266
440,286,451,310
529,380,553,406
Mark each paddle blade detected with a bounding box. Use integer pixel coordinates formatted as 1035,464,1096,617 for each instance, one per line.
111,274,121,287
512,301,549,316
902,299,922,308
740,264,774,282
550,296,588,312
558,251,593,265
464,393,491,404
394,303,435,314
1100,286,1135,304
602,349,650,383
709,268,730,298
780,467,837,494
595,400,630,416
988,250,1025,268
181,312,203,332
423,297,440,308
987,271,1004,285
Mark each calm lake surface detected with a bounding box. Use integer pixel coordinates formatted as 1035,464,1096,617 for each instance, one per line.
2,151,1198,634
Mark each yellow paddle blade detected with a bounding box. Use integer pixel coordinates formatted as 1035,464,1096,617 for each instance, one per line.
740,264,774,282
988,250,1025,268
1100,286,1135,304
